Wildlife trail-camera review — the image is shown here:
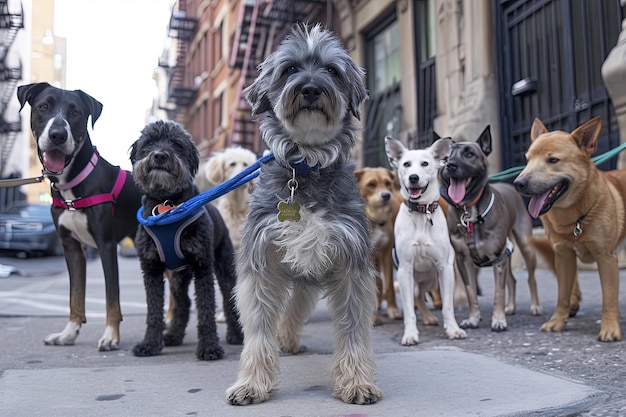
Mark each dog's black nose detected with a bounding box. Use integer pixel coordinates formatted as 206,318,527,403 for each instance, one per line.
513,177,527,193
48,119,68,145
301,83,321,104
381,191,391,202
445,162,457,172
152,151,169,165
409,174,419,184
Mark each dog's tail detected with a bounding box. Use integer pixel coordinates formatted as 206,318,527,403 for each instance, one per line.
530,236,555,272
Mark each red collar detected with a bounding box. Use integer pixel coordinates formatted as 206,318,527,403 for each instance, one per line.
52,169,127,213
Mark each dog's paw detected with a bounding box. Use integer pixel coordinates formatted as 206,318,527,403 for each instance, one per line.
540,317,567,333
460,315,481,329
530,303,543,316
386,307,403,320
97,326,119,351
490,312,508,332
334,383,384,405
132,339,164,357
598,323,622,342
401,331,419,346
43,322,81,346
504,304,516,315
196,343,224,361
226,383,270,405
226,329,244,345
163,331,185,347
446,327,468,339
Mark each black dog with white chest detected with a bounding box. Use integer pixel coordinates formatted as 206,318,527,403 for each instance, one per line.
130,120,243,360
17,82,141,351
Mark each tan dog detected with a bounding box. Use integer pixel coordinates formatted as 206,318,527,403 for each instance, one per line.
514,116,625,341
204,147,258,252
355,167,403,324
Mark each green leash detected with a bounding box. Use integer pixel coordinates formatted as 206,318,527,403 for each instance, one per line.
488,142,626,183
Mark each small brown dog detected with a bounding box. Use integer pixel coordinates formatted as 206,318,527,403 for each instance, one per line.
514,116,626,341
355,167,403,324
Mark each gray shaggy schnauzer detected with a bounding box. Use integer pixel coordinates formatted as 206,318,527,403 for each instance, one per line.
226,24,383,405
130,120,243,360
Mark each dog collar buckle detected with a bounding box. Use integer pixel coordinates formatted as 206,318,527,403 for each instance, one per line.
64,199,78,211
573,221,583,238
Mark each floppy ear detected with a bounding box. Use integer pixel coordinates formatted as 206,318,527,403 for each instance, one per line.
354,168,365,184
384,136,406,169
76,90,103,128
571,116,602,156
346,61,368,120
17,82,51,111
476,125,492,156
205,153,226,184
244,61,273,115
530,118,548,141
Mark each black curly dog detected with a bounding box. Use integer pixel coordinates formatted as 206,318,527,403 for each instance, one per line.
130,120,243,360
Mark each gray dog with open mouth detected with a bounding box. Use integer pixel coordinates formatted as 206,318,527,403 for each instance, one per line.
225,24,383,405
439,126,541,332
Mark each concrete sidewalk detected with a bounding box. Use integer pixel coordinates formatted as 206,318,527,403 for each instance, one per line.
0,349,601,417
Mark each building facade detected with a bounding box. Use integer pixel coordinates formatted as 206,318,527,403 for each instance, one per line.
154,0,626,179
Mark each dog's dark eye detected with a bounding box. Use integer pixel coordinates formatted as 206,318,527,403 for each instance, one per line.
547,157,559,164
367,182,377,189
71,110,81,117
421,161,429,167
39,103,48,111
326,66,337,76
284,66,298,76
403,161,411,168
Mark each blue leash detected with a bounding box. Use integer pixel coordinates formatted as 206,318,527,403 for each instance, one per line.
137,152,275,226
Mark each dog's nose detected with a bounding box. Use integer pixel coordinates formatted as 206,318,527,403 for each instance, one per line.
381,191,391,202
48,119,68,145
301,83,321,104
513,177,527,193
409,174,419,184
445,162,457,172
152,151,169,165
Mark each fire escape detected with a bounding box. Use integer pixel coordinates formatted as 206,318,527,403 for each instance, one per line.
0,0,23,179
161,1,198,123
228,0,328,152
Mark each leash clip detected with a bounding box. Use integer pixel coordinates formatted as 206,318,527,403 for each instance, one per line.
573,221,582,238
64,199,78,211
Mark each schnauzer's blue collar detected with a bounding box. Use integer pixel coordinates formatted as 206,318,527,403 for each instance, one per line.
289,160,320,175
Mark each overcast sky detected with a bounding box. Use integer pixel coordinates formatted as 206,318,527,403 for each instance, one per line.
54,0,174,170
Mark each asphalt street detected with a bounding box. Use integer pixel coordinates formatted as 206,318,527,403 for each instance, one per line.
0,251,625,416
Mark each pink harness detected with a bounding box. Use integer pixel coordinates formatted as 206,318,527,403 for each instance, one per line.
51,150,127,213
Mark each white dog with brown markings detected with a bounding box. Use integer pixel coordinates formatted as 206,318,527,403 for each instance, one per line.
385,136,467,345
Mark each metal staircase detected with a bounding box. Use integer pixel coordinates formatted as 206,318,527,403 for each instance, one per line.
0,0,23,179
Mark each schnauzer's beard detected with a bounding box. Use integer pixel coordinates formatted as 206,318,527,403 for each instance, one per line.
133,153,189,198
276,88,347,146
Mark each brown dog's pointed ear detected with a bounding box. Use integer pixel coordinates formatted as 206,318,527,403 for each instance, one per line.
353,168,365,184
76,90,103,129
530,118,548,141
476,125,492,156
16,82,51,111
572,116,602,156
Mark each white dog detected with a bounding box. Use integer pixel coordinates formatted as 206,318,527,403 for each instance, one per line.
204,147,257,252
385,137,467,345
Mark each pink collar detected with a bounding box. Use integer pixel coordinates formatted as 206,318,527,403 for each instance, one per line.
53,150,99,191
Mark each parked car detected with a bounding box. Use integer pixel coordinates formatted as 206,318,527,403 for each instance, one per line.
0,202,63,257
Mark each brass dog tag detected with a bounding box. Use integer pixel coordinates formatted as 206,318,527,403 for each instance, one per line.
277,201,301,222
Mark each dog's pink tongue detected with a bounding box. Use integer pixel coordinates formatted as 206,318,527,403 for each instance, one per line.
448,178,466,204
43,151,66,173
528,191,549,218
409,188,422,199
